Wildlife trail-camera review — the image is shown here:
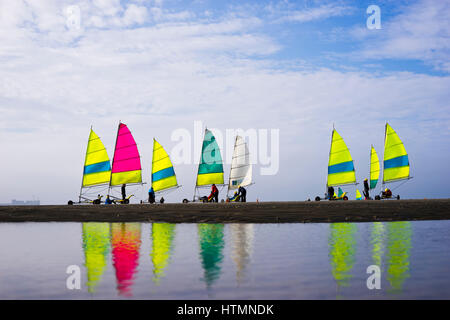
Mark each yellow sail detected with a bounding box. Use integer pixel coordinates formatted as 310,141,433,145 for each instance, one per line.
151,139,178,192
370,146,380,189
327,129,356,187
82,129,111,187
383,124,410,183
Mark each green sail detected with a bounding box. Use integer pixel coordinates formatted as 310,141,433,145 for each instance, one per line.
196,129,224,186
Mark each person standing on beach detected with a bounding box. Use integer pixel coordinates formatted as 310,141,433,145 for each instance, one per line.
328,186,335,200
238,185,247,202
148,187,155,204
211,184,219,202
121,184,126,201
363,178,370,199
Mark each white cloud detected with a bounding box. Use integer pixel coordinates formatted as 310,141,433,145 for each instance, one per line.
0,0,449,203
278,4,354,23
356,0,450,72
123,4,149,26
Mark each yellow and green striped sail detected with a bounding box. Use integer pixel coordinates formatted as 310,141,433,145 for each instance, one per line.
152,139,178,192
383,124,410,183
82,129,111,187
196,129,224,186
327,129,356,187
150,223,176,284
370,146,380,189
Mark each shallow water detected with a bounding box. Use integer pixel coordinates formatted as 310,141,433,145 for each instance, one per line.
0,220,449,299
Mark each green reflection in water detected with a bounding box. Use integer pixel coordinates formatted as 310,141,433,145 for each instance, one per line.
198,224,225,287
150,223,176,284
329,223,357,288
386,221,412,293
111,223,142,297
82,223,111,293
371,222,385,269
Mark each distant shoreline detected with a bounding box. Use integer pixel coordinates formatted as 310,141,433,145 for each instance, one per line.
0,199,449,223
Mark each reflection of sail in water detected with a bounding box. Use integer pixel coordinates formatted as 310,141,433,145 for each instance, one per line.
371,222,385,268
150,223,176,284
111,223,141,296
386,222,412,292
82,223,110,293
198,224,225,287
329,223,357,288
230,224,254,283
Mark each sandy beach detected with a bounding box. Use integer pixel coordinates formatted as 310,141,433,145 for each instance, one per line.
0,199,449,223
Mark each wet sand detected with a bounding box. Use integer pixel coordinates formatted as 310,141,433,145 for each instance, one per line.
0,199,449,223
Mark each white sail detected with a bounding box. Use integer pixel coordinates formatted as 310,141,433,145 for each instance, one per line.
228,136,252,192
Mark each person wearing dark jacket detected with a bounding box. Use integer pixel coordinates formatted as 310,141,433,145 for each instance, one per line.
363,178,370,199
328,186,335,200
148,187,155,204
238,185,247,202
121,184,126,200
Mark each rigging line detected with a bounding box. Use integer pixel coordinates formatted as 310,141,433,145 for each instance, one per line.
85,149,109,156
329,149,352,155
385,142,406,150
152,155,171,164
112,156,142,163
114,144,139,151
231,153,250,159
230,164,251,170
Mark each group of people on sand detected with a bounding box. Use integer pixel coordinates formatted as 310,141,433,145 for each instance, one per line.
95,183,248,204
101,183,129,204
205,184,247,202
326,178,392,201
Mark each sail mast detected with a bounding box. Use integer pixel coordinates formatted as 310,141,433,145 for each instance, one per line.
193,127,207,201
79,125,93,203
227,135,238,196
108,121,121,195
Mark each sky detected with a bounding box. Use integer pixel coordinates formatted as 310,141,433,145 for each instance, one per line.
0,0,449,204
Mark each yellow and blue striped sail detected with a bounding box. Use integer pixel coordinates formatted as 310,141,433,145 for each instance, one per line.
152,139,178,192
383,124,410,183
82,129,111,187
370,146,380,189
196,129,224,186
327,129,356,187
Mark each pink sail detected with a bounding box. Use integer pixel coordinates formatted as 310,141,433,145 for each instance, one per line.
111,123,142,185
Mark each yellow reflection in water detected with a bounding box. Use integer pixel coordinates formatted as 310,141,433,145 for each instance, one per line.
150,223,176,284
82,223,111,293
110,223,142,297
329,223,357,288
371,222,385,269
386,221,412,292
198,224,225,287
